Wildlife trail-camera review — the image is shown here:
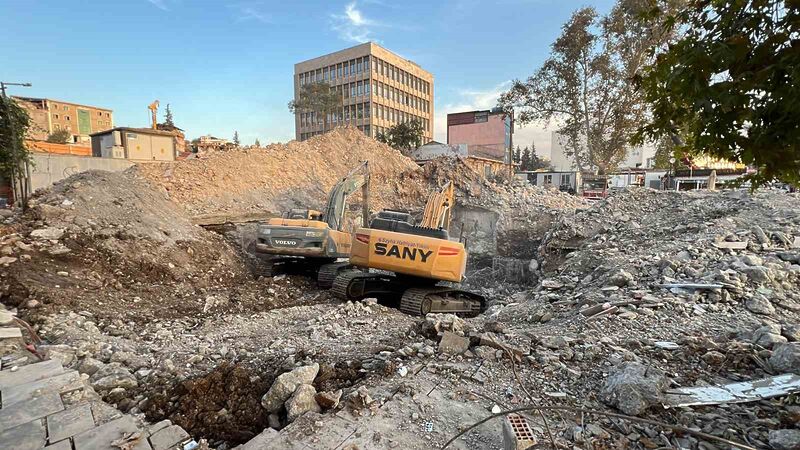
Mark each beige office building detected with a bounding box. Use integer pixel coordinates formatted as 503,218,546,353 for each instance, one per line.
294,42,434,142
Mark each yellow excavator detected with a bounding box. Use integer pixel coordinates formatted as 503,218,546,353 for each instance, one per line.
332,181,485,317
254,161,370,287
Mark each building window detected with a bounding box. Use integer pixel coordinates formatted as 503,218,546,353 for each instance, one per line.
544,175,553,184
357,81,363,96
364,125,370,136
66,115,71,121
560,174,570,185
97,111,102,116
475,111,489,123
350,59,356,75
54,114,59,119
338,64,343,78
364,57,370,72
63,106,68,111
365,82,370,95
364,103,370,118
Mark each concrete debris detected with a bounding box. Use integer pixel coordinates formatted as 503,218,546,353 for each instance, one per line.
314,389,342,410
770,429,800,450
285,384,321,422
599,362,669,416
438,331,470,355
770,343,800,374
665,374,800,407
260,364,319,413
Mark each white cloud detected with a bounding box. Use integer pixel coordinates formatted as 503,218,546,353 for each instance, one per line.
233,3,272,24
434,81,552,157
331,2,381,43
146,0,169,10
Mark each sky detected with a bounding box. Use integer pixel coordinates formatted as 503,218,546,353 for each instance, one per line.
1,0,616,157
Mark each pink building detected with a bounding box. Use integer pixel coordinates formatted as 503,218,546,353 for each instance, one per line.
446,108,513,162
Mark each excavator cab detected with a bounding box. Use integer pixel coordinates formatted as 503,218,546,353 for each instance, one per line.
286,209,322,220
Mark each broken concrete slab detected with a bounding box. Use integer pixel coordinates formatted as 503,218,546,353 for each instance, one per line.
0,311,14,326
0,392,64,432
600,362,669,416
148,424,190,450
44,439,72,450
438,331,470,354
0,360,65,389
0,327,22,339
73,415,150,450
1,370,83,407
0,419,46,450
713,240,749,249
146,419,172,435
47,403,96,443
665,374,800,407
233,427,279,450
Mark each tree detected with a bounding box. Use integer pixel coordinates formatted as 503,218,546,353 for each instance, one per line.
499,0,680,174
46,129,72,144
254,138,261,147
233,131,240,147
520,147,532,171
637,0,800,187
288,82,343,132
164,103,175,128
376,120,424,155
513,146,522,164
0,96,33,209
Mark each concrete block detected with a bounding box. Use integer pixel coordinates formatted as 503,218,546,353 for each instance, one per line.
438,331,470,354
45,439,73,450
146,419,172,435
148,424,190,450
47,403,95,442
235,427,279,450
2,370,83,407
0,419,46,450
0,392,64,432
0,311,14,326
0,360,65,389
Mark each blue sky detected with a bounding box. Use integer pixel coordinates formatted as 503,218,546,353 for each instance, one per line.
2,0,615,155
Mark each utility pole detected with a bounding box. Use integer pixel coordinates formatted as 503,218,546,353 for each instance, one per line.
1,81,33,209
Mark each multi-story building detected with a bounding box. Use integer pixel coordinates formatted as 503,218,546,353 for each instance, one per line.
549,131,656,171
446,108,513,162
294,42,434,142
13,96,113,146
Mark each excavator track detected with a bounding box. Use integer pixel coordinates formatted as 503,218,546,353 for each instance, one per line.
331,270,370,300
317,262,352,289
400,287,485,318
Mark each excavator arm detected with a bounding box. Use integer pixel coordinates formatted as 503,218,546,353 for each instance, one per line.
323,161,370,232
419,181,454,230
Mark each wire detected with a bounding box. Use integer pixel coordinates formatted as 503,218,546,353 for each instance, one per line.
440,405,757,450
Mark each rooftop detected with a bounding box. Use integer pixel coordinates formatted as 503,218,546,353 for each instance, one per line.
89,127,177,137
12,96,113,112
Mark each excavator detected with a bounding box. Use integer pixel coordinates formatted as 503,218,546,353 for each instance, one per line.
332,181,485,317
254,161,370,287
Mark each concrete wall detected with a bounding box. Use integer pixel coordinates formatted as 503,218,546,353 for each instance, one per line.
410,143,467,160
448,114,508,160
30,153,134,192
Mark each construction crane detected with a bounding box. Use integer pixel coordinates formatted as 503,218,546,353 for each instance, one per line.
148,100,159,130
332,181,485,317
254,161,371,287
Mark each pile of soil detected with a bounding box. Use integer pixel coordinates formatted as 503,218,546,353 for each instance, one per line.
136,127,428,217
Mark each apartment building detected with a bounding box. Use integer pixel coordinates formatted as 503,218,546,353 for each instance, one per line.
13,96,113,145
447,108,513,162
294,42,434,142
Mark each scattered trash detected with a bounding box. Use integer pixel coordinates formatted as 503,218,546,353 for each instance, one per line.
423,421,434,433
397,366,408,377
665,374,800,407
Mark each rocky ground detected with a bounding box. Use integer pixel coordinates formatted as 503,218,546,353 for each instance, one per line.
1,151,799,449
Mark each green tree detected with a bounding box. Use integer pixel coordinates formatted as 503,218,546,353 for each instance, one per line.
288,82,343,132
499,0,680,174
254,138,261,147
46,129,72,144
637,0,800,186
0,96,33,209
513,145,522,164
233,131,240,147
376,120,424,155
520,146,532,171
164,103,175,128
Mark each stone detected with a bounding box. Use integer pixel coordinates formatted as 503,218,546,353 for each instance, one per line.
599,362,669,416
421,314,466,337
741,255,763,266
746,295,776,315
701,351,726,366
29,227,64,240
47,403,95,443
752,226,770,245
741,266,772,284
0,392,64,432
540,336,568,350
260,363,319,413
473,346,497,360
756,333,788,349
770,429,800,450
286,384,321,422
267,413,281,430
347,386,373,409
438,331,470,355
0,418,46,450
73,415,147,450
78,358,105,377
0,327,22,339
0,360,64,389
0,256,17,265
90,364,137,392
770,343,800,374
779,324,800,343
149,424,190,450
315,389,343,409
608,269,634,287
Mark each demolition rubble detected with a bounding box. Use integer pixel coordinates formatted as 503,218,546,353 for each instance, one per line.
1,129,799,449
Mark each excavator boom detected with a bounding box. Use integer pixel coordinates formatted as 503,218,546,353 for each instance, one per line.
419,181,454,229
323,161,370,231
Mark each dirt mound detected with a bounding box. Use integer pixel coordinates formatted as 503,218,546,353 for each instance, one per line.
137,127,427,217
0,170,282,322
